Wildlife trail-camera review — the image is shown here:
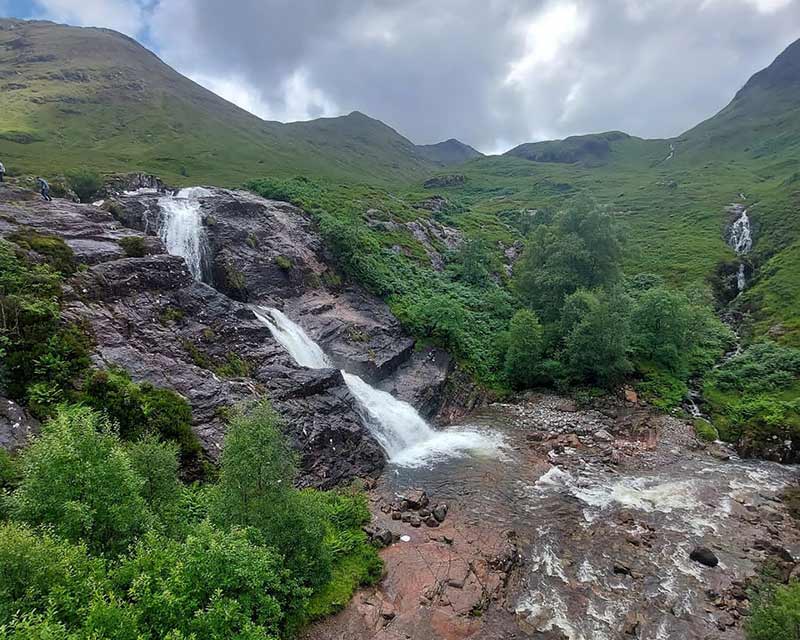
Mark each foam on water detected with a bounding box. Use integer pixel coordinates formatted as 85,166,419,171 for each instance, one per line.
157,187,212,281
253,305,503,465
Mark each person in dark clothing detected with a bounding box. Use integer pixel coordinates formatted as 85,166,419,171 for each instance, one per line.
0,161,5,182
36,177,51,201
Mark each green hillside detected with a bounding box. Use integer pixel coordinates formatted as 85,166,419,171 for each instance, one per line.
416,37,800,347
0,18,469,186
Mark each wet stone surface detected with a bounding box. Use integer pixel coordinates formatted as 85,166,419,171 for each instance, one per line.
305,394,799,640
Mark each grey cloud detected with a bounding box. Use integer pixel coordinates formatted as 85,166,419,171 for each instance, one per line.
81,0,800,151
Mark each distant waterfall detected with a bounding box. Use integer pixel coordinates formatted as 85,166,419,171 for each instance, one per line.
253,306,501,466
157,187,212,281
727,204,752,293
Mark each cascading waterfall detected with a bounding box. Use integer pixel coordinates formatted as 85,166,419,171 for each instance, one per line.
253,306,502,466
157,187,213,281
727,205,752,292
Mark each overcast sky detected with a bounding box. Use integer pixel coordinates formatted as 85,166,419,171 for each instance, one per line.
3,0,800,153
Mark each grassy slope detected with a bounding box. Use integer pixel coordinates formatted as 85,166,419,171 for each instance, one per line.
0,19,451,186
411,39,800,346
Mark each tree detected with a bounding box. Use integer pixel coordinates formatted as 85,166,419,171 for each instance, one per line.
514,199,623,320
116,524,296,640
629,287,693,373
561,289,632,387
65,168,102,203
209,401,331,589
10,406,151,555
125,436,183,527
504,309,544,388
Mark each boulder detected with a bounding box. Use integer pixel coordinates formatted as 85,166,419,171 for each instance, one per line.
433,504,449,523
0,397,40,452
690,547,719,568
400,489,429,510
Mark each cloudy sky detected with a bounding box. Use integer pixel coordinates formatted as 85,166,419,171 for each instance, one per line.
3,0,800,153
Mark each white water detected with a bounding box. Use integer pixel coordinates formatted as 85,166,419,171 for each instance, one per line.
727,204,752,292
728,207,752,254
253,305,502,466
157,187,212,281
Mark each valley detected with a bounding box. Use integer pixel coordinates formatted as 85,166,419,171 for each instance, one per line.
0,14,799,640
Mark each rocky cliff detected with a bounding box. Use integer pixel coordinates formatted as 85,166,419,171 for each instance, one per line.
0,179,460,486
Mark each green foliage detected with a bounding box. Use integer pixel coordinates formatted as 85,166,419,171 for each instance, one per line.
504,309,544,388
9,406,151,555
209,401,332,590
0,241,90,413
115,524,296,639
125,436,183,526
118,236,146,258
561,289,632,387
703,343,800,456
81,368,200,460
65,168,102,203
0,523,107,629
694,419,719,442
274,255,292,271
746,580,800,640
514,198,622,321
629,287,694,374
6,231,76,277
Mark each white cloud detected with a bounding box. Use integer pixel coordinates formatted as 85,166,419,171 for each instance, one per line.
506,2,588,86
33,0,146,36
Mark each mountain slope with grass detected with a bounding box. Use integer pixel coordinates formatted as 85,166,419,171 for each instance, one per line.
0,18,472,186
418,36,800,348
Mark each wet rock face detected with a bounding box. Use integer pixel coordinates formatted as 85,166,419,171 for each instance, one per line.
114,187,456,417
0,190,385,487
63,254,385,487
0,397,40,453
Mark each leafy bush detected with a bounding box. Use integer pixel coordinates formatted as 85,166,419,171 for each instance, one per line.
209,401,332,590
65,168,102,203
9,406,152,555
746,580,800,640
81,368,200,460
0,523,107,628
504,309,544,388
561,289,632,387
274,255,292,271
118,236,146,258
0,241,90,411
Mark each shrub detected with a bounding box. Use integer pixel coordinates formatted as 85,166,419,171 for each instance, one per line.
0,523,107,628
118,236,146,258
9,405,152,555
746,581,800,640
504,309,544,388
209,401,332,590
65,168,102,203
81,368,199,460
115,524,301,639
274,255,292,271
6,230,76,276
694,419,719,442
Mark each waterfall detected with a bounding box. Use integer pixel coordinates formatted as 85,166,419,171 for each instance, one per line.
727,205,752,292
157,187,212,281
728,208,752,255
253,306,502,466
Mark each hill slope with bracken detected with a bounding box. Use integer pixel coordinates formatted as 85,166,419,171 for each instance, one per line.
0,18,473,186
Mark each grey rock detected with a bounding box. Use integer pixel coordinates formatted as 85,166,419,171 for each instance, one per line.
0,396,40,452
690,547,719,568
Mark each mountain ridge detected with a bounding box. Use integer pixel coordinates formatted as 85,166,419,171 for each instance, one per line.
0,18,476,185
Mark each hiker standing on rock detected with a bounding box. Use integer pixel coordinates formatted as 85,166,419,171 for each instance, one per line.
36,177,51,201
0,160,5,182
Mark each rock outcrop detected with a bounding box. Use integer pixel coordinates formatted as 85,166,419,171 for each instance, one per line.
0,182,463,484
0,397,39,453
0,185,385,486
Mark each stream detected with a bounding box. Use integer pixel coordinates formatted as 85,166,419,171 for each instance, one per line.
154,189,798,640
